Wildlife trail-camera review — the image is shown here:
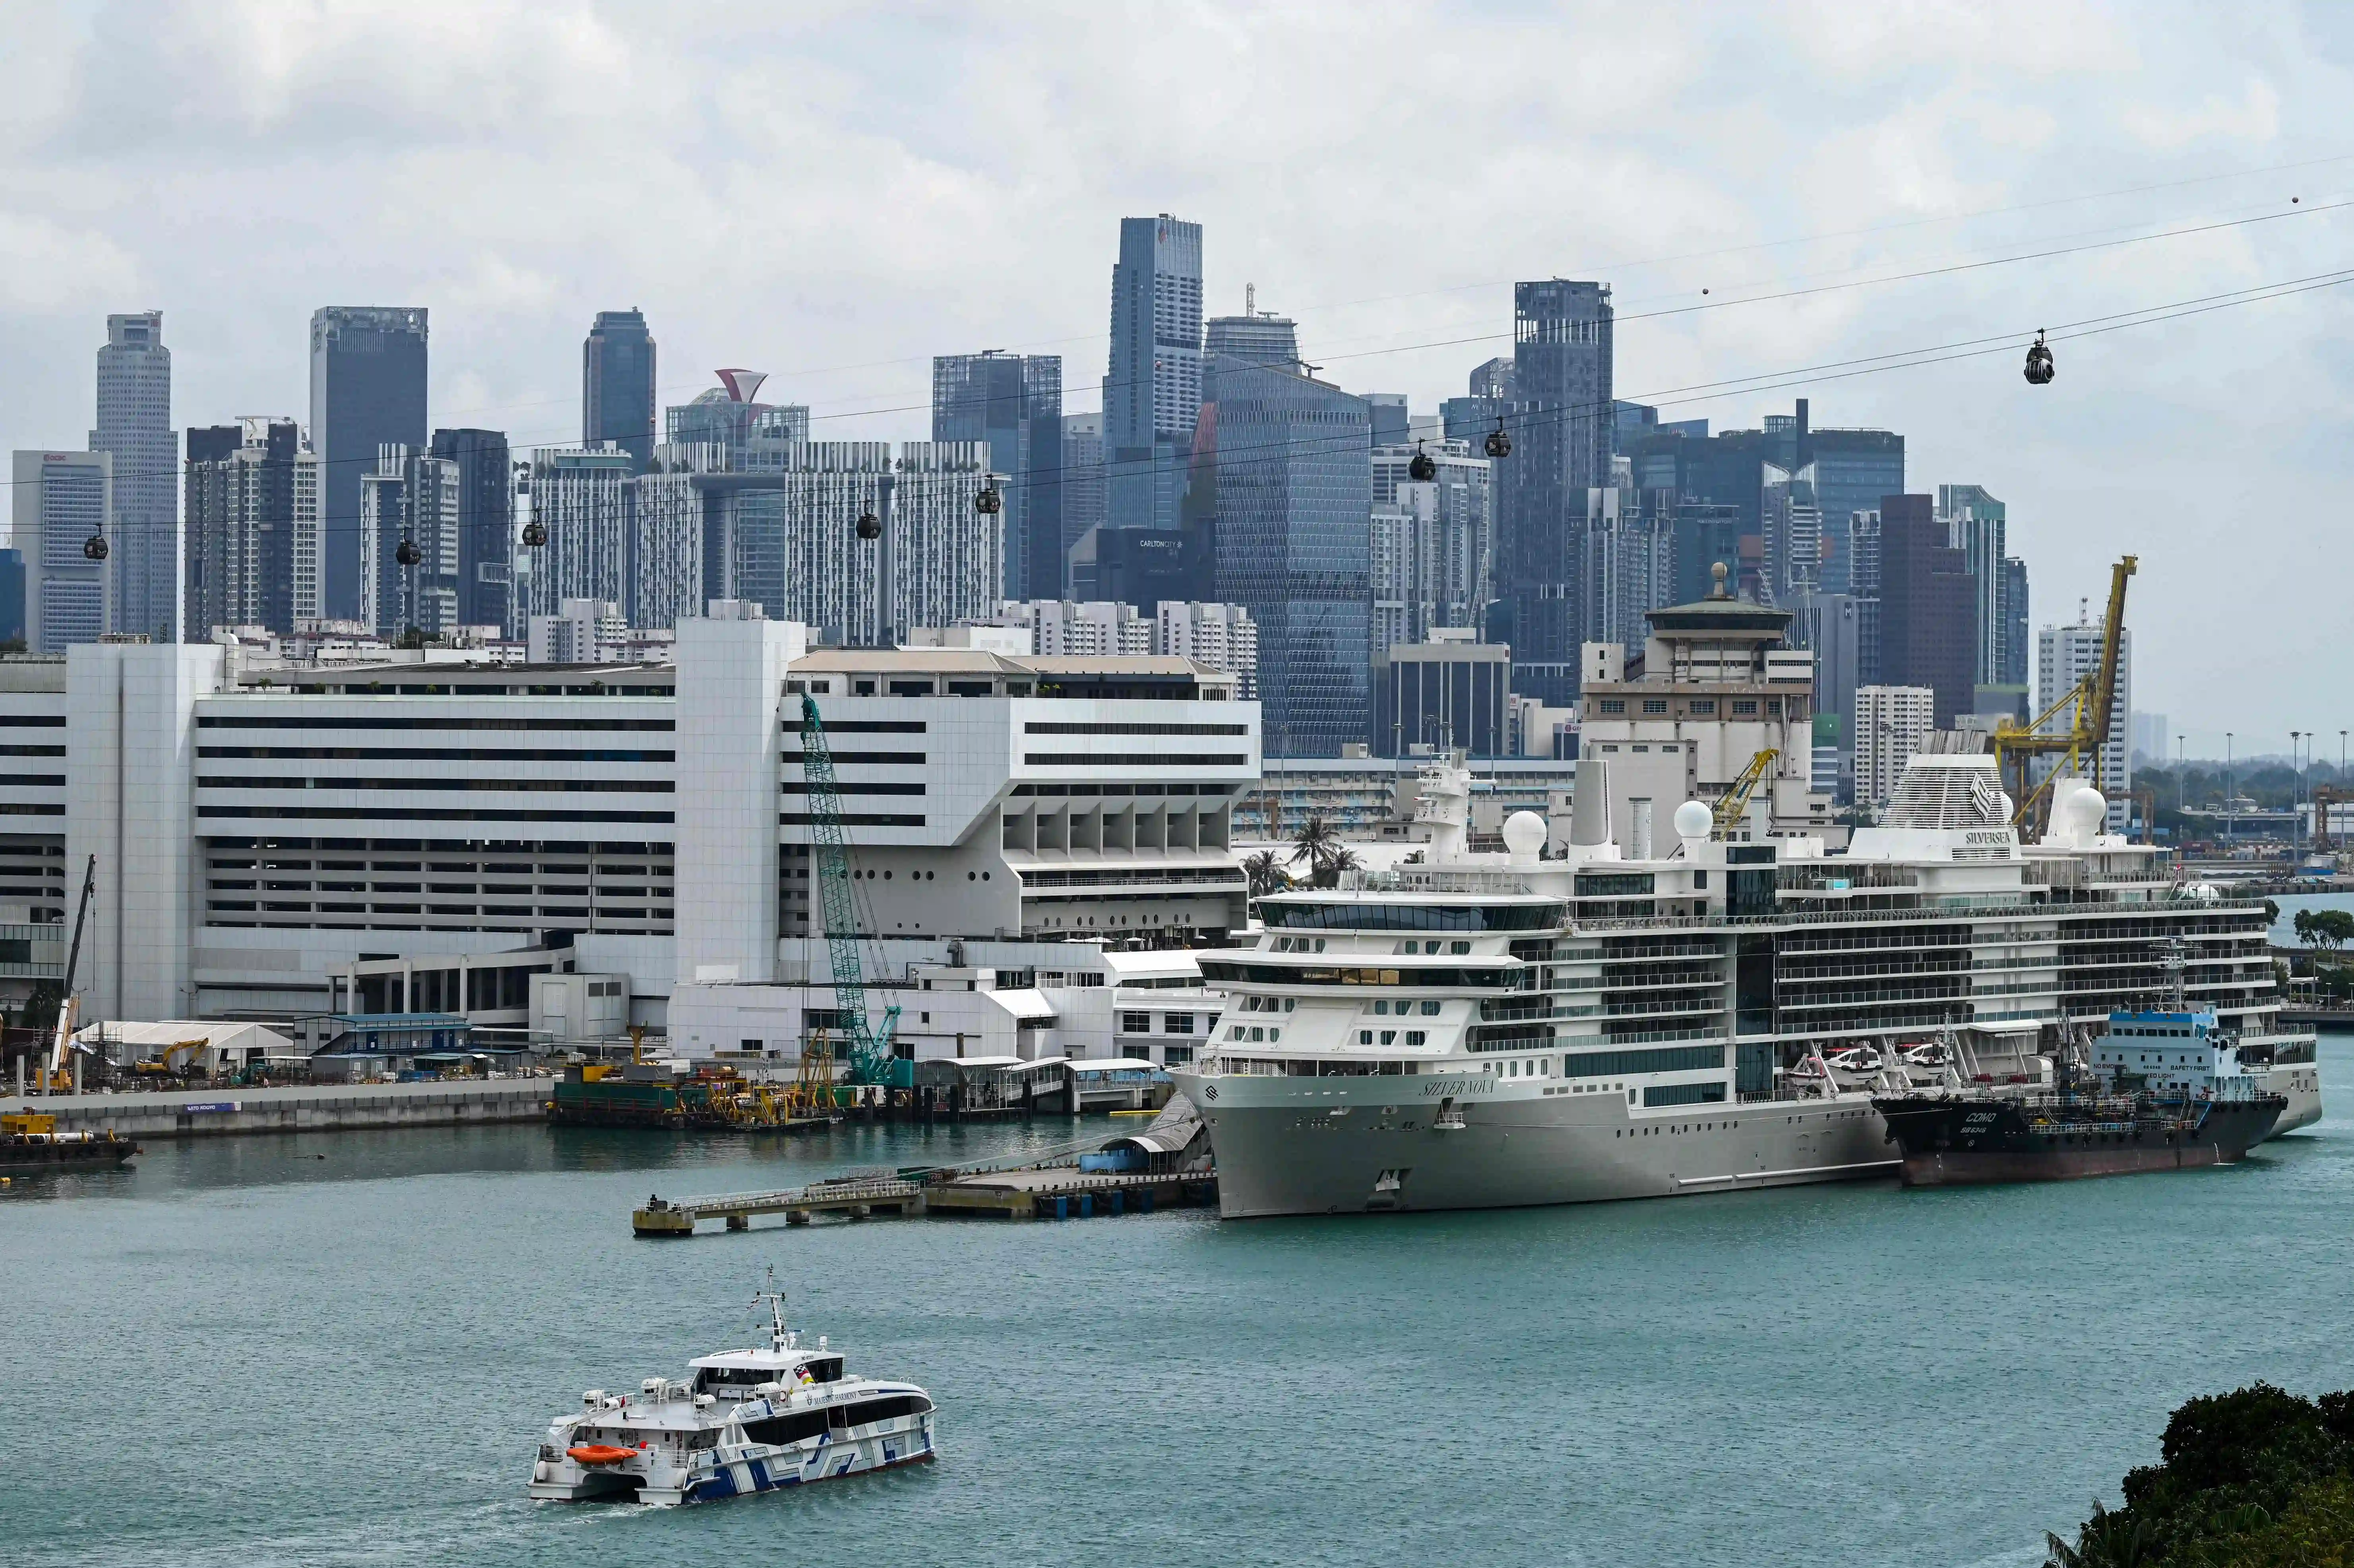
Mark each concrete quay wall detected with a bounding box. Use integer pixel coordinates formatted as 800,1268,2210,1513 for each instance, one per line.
0,1078,553,1140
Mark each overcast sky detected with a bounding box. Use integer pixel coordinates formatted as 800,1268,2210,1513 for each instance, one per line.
4,1,2350,757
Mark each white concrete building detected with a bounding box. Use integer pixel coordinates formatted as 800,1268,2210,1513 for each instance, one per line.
12,450,112,652
527,599,629,664
1004,599,1151,657
2,623,1254,1070
1855,684,1936,813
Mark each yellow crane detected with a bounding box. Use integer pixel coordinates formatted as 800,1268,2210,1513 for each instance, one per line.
1713,749,1780,839
1990,555,2135,832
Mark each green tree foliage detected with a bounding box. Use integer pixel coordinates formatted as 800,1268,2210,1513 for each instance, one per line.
2050,1384,2354,1566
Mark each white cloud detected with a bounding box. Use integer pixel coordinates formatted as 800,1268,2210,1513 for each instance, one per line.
4,0,2353,739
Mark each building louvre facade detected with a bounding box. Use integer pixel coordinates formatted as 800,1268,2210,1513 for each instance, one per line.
1205,352,1371,757
527,446,635,617
583,309,657,469
932,352,1062,600
1103,214,1203,533
12,450,111,652
1498,281,1613,704
359,446,461,638
93,311,176,643
310,307,428,621
184,419,321,637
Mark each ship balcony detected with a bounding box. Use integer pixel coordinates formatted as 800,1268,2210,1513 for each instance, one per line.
1600,994,1722,1019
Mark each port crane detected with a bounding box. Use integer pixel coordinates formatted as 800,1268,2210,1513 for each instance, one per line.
40,854,97,1092
1712,749,1781,839
1990,555,2135,832
797,694,908,1091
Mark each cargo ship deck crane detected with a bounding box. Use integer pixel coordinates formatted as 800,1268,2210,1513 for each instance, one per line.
1991,555,2136,831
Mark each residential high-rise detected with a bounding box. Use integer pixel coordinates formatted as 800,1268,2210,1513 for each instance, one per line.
184,419,322,636
526,446,636,618
1845,508,1883,687
1205,351,1371,756
1370,437,1490,642
1103,214,1203,533
310,307,428,621
92,311,175,643
1497,280,1613,703
359,445,461,638
663,371,812,617
932,351,1063,599
1156,600,1258,698
626,442,723,631
2040,614,2133,829
1579,490,1674,663
1877,494,1976,727
1761,461,1824,604
427,427,514,633
583,308,657,469
11,450,110,652
1854,684,1936,812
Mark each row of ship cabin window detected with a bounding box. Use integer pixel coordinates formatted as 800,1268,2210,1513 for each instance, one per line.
1271,937,1473,956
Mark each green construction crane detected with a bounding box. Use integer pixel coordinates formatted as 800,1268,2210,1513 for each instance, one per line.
797,693,909,1089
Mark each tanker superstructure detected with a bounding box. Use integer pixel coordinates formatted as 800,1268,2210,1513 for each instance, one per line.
1174,751,2313,1219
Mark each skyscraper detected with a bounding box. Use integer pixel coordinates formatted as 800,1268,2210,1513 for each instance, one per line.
310,307,428,620
932,351,1062,599
1496,280,1613,704
526,446,635,618
360,445,463,638
1205,352,1372,756
428,428,515,632
1938,483,2009,688
583,309,657,469
1103,214,1203,533
92,311,175,643
184,418,322,636
1878,494,1977,727
1059,412,1105,559
10,450,110,652
1202,305,1297,367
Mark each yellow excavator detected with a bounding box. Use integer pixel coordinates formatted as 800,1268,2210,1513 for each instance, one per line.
1990,556,2135,833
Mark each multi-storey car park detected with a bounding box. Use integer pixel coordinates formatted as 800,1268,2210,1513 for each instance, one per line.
5,616,1255,1069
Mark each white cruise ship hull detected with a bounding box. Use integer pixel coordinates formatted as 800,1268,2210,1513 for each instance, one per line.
1174,1069,1895,1217
2255,1062,2323,1138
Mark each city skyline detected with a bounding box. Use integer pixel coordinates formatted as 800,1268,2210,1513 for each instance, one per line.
3,5,2352,738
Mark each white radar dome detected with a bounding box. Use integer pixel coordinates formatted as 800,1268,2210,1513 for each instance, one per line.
1502,810,1547,860
1673,800,1713,841
2070,784,2108,834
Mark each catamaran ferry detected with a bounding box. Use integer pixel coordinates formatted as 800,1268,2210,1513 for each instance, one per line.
527,1284,935,1506
1174,750,2316,1219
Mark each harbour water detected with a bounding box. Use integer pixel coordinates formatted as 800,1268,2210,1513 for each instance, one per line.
10,1043,2354,1568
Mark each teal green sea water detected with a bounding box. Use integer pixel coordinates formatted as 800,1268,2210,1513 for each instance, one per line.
9,1042,2354,1568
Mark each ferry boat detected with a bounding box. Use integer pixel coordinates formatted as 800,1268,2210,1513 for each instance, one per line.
1872,1005,2286,1184
1173,750,2316,1219
527,1283,934,1506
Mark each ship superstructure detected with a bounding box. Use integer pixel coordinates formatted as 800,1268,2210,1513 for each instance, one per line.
1174,751,2314,1219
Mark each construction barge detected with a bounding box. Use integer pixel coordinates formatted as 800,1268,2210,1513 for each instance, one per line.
634,1096,1213,1233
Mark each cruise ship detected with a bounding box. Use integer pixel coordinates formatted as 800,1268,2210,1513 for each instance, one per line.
1172,753,2318,1219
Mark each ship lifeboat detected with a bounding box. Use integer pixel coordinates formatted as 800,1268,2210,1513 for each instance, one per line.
568,1444,636,1466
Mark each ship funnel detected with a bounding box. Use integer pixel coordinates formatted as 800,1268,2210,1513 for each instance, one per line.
1569,757,1614,848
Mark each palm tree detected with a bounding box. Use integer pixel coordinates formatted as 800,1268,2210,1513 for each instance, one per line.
1316,847,1364,890
2044,1501,2151,1568
1242,849,1290,903
1288,816,1341,884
